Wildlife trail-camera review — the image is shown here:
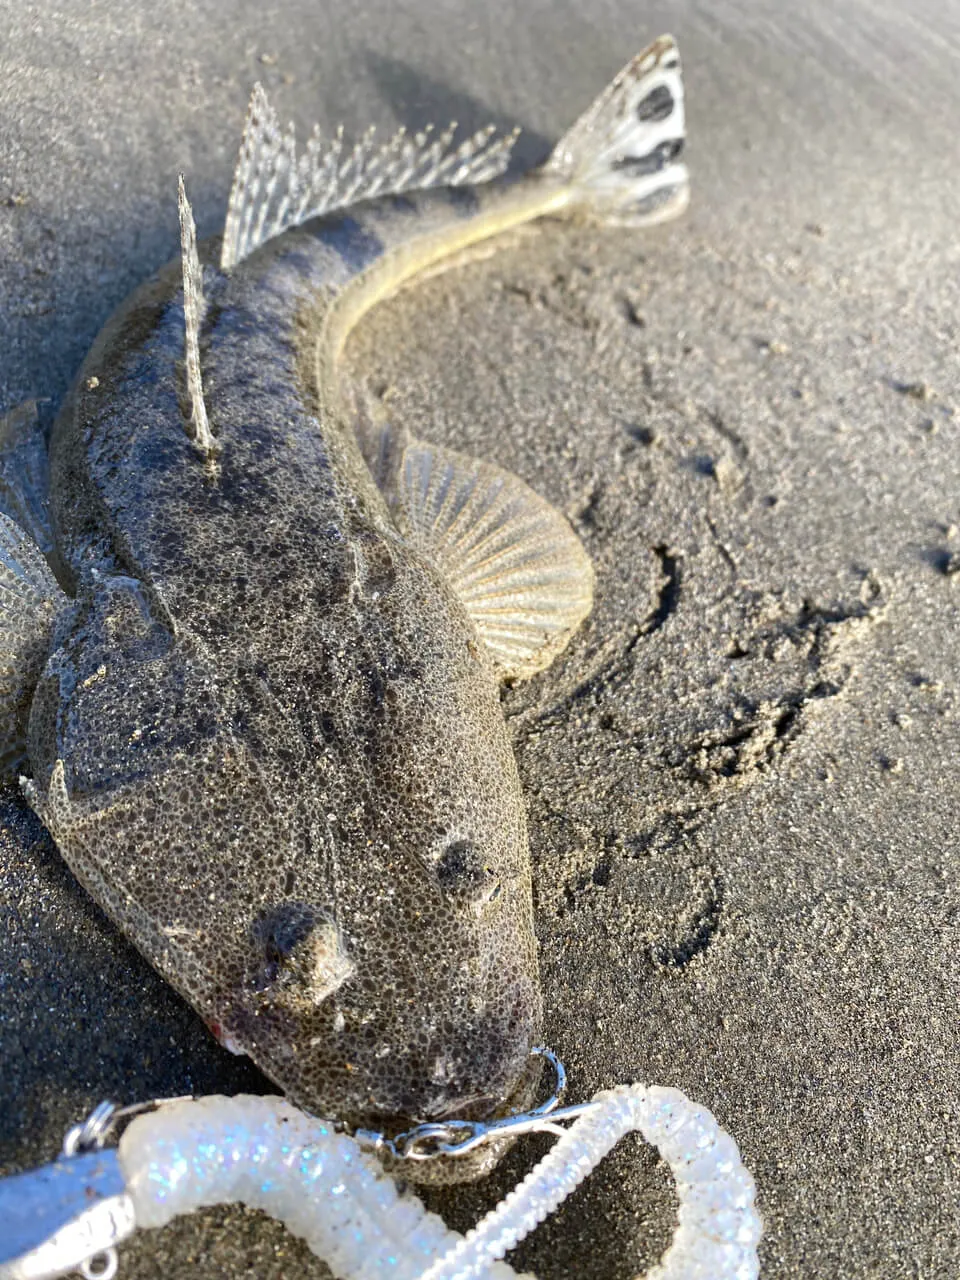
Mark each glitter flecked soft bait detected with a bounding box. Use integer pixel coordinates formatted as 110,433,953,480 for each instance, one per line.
0,1069,761,1279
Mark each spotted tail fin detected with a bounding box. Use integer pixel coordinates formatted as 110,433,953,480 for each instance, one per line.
545,35,688,227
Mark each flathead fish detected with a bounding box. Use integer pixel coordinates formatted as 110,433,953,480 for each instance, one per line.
0,35,687,1179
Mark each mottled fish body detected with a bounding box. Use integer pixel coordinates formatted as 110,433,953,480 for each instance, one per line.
0,37,687,1178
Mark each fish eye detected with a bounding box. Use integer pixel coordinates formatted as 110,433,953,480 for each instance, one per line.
248,902,321,989
253,901,320,962
436,839,477,882
435,839,502,910
247,902,355,1003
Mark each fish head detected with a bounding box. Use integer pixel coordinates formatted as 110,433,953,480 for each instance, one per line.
25,562,543,1176
206,557,545,1153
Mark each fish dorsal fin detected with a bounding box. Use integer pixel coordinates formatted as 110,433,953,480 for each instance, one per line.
177,177,215,457
220,83,520,271
389,436,594,681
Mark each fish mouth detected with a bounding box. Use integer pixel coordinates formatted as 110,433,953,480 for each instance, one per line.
424,1046,545,1126
346,1043,543,1143
362,1046,549,1184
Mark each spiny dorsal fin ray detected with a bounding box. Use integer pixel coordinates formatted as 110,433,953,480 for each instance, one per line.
177,176,215,456
220,83,520,271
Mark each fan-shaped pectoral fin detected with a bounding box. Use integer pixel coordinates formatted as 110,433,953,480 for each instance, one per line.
0,400,56,556
0,513,68,779
379,431,594,681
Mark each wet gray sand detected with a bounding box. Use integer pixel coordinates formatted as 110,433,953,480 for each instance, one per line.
1,1,958,1275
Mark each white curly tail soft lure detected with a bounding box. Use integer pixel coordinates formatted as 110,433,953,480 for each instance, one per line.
0,1070,761,1280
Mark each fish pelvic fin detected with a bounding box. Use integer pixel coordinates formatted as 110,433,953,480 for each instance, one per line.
220,83,520,271
177,177,216,458
0,513,67,781
544,34,688,228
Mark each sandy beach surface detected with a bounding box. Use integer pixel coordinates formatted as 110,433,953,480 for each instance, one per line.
1,1,958,1275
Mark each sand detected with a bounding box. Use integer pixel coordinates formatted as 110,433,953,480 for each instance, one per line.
1,0,958,1276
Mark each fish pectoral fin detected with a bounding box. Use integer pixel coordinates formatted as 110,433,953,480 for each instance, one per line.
392,436,594,681
0,400,55,556
0,512,68,779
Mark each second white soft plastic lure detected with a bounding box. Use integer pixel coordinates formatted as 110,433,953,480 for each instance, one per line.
0,1082,761,1279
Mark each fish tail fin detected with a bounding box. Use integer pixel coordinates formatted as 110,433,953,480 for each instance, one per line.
544,34,688,227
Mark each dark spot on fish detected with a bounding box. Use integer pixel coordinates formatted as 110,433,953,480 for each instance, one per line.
318,711,338,745
366,667,388,712
635,84,674,123
630,184,687,219
317,215,384,272
383,194,418,216
437,839,501,907
613,137,684,176
446,185,481,216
